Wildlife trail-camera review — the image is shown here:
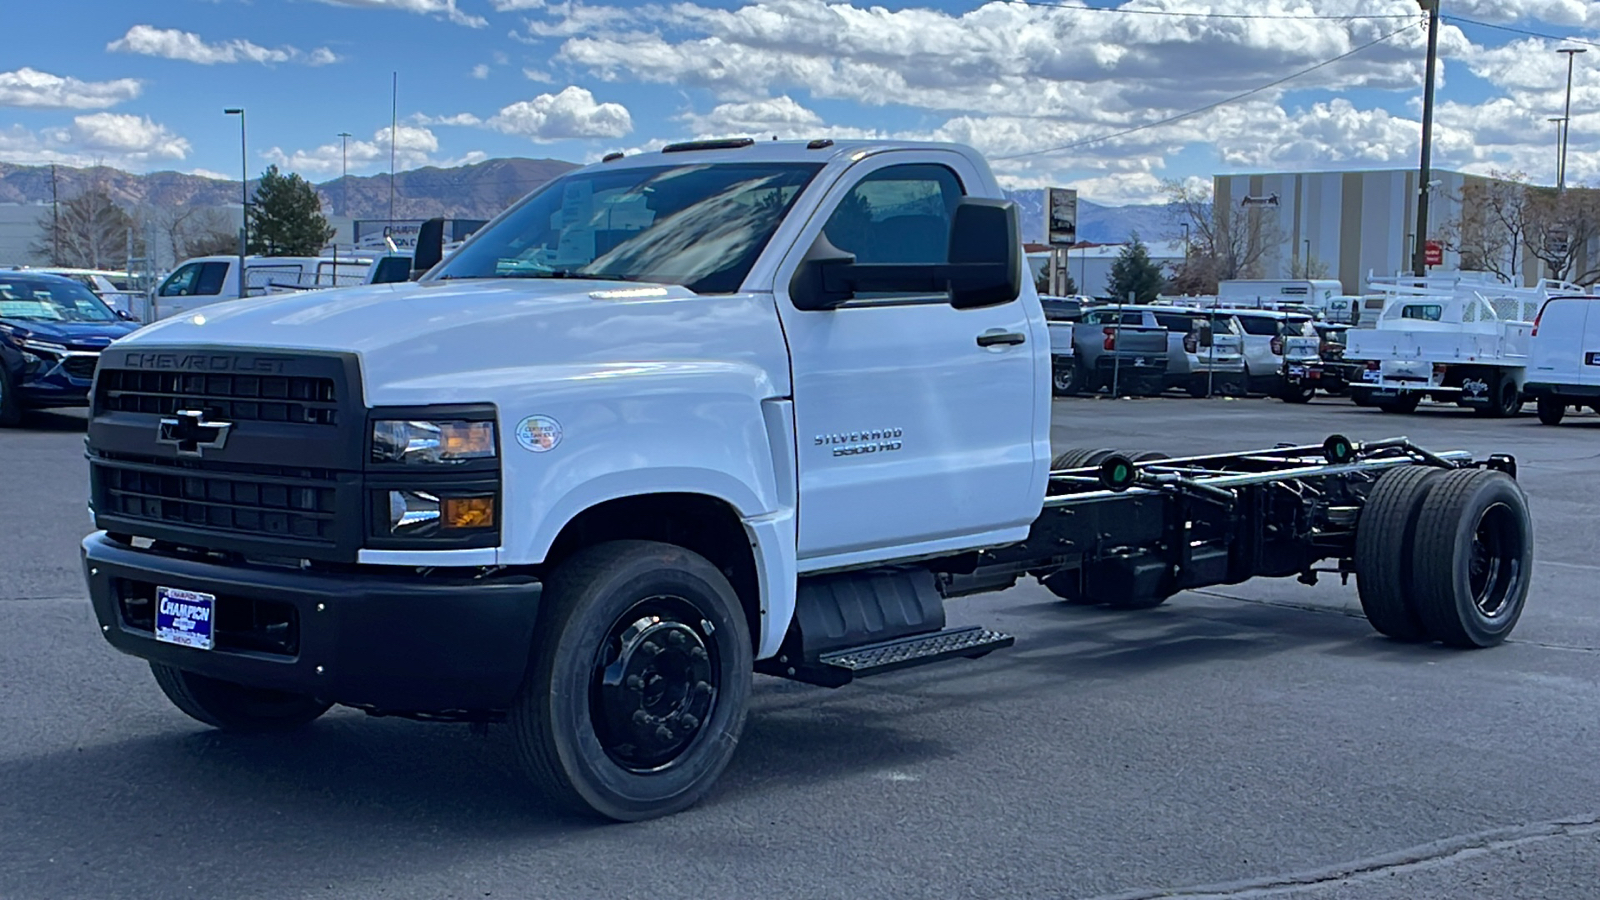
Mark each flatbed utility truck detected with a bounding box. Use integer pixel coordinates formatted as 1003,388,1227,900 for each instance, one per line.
82,140,1534,821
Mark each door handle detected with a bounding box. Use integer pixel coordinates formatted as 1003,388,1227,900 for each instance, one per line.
977,331,1027,347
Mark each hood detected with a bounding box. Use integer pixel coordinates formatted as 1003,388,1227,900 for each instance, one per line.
0,317,140,348
115,278,786,405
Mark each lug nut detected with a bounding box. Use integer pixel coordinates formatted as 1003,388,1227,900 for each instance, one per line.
626,674,644,691
690,647,709,661
632,710,650,725
694,680,713,695
655,725,674,742
639,641,661,657
680,714,699,730
667,630,685,646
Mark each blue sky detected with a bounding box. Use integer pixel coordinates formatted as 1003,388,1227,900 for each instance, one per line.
3,0,1600,204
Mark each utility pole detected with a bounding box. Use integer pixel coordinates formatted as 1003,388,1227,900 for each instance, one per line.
1412,0,1441,278
1557,48,1586,193
49,163,59,263
1550,117,1566,186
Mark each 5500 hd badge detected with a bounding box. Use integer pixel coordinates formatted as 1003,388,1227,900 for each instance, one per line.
815,428,904,457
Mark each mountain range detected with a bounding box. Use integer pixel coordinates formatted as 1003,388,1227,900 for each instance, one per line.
0,159,1170,242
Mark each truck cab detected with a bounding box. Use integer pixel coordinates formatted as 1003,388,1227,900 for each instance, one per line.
151,252,414,320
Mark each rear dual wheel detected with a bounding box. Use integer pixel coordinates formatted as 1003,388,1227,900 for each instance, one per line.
1044,448,1171,609
1537,396,1566,426
1353,466,1531,647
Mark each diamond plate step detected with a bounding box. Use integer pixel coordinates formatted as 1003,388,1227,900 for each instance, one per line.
817,626,1013,683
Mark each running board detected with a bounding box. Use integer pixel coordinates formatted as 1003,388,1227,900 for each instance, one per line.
765,626,1014,688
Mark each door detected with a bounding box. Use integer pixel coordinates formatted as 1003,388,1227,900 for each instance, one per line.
1533,297,1593,383
774,154,1044,565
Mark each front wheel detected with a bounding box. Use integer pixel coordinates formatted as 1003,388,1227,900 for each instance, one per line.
0,364,21,428
150,664,332,732
509,540,752,821
1375,393,1421,414
1537,396,1566,426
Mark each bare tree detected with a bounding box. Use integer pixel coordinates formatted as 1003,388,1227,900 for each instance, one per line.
1289,255,1331,279
30,185,141,269
159,206,239,263
1163,180,1280,295
1439,173,1528,281
1523,186,1600,284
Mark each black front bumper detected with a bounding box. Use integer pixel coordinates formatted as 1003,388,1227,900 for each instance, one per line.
83,532,542,713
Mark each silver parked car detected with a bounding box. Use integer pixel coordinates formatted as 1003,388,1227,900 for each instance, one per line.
1219,309,1323,400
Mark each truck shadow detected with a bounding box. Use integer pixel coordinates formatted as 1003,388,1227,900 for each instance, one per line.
17,409,88,432
0,697,944,900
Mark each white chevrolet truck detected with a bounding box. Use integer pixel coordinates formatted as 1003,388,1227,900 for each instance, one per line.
83,139,1534,821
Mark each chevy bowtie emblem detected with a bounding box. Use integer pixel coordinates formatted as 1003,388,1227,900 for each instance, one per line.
157,409,233,457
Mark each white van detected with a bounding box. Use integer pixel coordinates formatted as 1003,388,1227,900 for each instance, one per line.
150,253,413,320
1524,294,1600,424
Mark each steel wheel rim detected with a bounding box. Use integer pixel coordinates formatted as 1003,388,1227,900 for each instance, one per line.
1054,367,1074,391
1467,501,1522,618
589,595,718,772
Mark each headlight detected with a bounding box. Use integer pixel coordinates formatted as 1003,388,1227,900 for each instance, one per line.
22,340,68,357
372,419,496,464
385,490,496,536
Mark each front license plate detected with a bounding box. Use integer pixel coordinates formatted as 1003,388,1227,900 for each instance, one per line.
155,587,215,650
1289,365,1307,377
1362,369,1380,382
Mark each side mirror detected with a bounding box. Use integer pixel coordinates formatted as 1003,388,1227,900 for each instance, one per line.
787,197,1022,311
946,197,1021,310
412,217,446,276
115,308,135,321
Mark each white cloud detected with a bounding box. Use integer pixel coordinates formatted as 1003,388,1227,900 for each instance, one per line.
187,168,234,181
108,25,340,66
314,0,487,27
470,63,490,78
413,112,484,126
486,86,633,140
680,96,822,135
491,0,545,8
0,67,142,110
0,114,190,169
263,124,487,176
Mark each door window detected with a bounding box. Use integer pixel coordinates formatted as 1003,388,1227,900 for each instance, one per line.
819,164,963,301
159,263,200,296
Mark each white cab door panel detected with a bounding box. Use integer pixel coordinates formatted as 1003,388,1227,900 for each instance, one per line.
773,152,1044,563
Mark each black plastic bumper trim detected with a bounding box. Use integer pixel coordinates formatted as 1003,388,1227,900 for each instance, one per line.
82,532,541,713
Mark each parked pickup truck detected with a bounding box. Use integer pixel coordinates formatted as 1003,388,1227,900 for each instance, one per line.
1071,306,1170,395
82,139,1534,822
1345,273,1564,416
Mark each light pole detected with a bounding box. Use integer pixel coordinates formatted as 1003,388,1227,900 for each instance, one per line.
1558,47,1586,192
1303,239,1312,275
1550,116,1567,185
1181,222,1190,268
338,131,352,218
224,108,247,298
1412,0,1441,278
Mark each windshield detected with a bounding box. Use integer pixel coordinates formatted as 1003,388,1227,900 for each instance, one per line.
433,162,823,294
0,277,117,322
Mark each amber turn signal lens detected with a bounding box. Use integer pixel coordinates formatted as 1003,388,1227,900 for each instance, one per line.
442,495,496,530
440,421,496,458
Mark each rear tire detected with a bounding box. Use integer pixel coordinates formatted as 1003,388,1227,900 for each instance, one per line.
1353,466,1442,641
1537,396,1565,426
1052,361,1082,397
1375,394,1421,414
1281,383,1315,404
1409,469,1532,648
1474,377,1521,418
150,664,332,732
508,540,752,821
1051,448,1118,470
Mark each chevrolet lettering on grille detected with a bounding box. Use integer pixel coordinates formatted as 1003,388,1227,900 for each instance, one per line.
156,409,233,457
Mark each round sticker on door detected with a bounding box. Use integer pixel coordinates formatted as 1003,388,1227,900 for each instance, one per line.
515,415,563,452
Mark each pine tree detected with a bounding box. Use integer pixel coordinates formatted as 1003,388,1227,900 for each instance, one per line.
247,165,335,256
1106,232,1165,303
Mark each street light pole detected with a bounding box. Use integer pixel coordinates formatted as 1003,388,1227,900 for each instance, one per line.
224,108,247,298
1549,116,1567,186
338,131,352,218
1304,238,1311,275
1558,48,1586,192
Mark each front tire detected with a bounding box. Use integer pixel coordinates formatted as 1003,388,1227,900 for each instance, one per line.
0,364,21,428
1052,361,1081,397
1375,393,1421,414
150,664,332,732
509,540,752,821
1281,382,1315,404
1353,466,1442,641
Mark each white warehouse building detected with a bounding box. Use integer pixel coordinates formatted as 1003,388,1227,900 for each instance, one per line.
1212,169,1488,294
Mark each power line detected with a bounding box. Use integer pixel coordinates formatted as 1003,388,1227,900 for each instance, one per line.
995,20,1420,160
1004,0,1412,21
1442,15,1600,51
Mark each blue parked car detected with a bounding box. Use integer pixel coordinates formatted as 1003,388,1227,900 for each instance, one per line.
0,271,140,425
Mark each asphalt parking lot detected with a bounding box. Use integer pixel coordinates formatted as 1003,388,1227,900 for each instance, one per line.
3,395,1598,900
